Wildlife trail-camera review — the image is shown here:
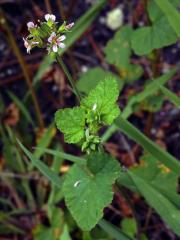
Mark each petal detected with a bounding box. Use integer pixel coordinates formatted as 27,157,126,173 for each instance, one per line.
48,32,56,42
27,21,35,29
45,14,50,21
66,22,74,29
58,35,66,41
50,14,56,21
53,44,58,52
58,42,66,49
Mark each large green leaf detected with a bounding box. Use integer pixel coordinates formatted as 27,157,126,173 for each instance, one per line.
128,171,180,236
55,107,86,143
131,0,178,55
63,152,120,231
155,0,180,37
77,67,123,94
82,78,120,125
115,116,180,175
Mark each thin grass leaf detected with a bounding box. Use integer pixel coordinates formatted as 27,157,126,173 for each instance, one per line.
115,116,180,175
36,147,86,165
159,85,180,107
7,91,35,126
155,0,180,37
98,219,134,240
33,123,56,159
128,170,180,236
17,140,62,188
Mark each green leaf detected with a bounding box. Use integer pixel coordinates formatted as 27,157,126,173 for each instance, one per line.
104,25,133,68
131,0,178,55
77,67,123,94
127,170,180,236
17,140,62,188
104,25,143,83
82,78,120,125
55,107,86,143
98,219,134,240
155,0,180,37
115,116,180,175
63,152,120,231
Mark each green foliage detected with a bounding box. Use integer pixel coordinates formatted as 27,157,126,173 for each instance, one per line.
55,78,120,153
81,78,120,125
104,25,143,83
77,67,123,94
63,152,120,230
131,0,179,55
155,0,180,37
115,116,180,176
121,218,137,238
127,171,180,236
55,107,86,144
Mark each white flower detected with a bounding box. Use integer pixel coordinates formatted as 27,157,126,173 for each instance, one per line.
48,32,66,53
45,14,56,22
23,37,31,54
27,21,36,30
106,8,123,31
65,22,74,30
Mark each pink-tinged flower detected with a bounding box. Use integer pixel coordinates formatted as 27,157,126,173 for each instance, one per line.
23,37,31,54
45,14,56,22
27,21,36,30
65,22,74,30
48,32,66,52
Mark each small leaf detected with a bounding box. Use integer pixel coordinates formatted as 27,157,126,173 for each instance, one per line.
63,152,120,230
121,218,137,238
55,107,86,143
82,78,120,125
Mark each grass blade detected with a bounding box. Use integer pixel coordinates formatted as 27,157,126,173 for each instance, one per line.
17,140,62,188
128,170,180,236
155,0,180,37
159,85,180,107
98,219,134,240
115,116,180,175
7,91,35,126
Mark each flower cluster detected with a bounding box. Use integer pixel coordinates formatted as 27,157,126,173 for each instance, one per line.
23,14,74,54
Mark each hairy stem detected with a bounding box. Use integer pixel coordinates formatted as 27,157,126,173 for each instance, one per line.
56,55,81,103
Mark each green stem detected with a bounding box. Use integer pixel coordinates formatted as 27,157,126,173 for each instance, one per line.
56,55,81,103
